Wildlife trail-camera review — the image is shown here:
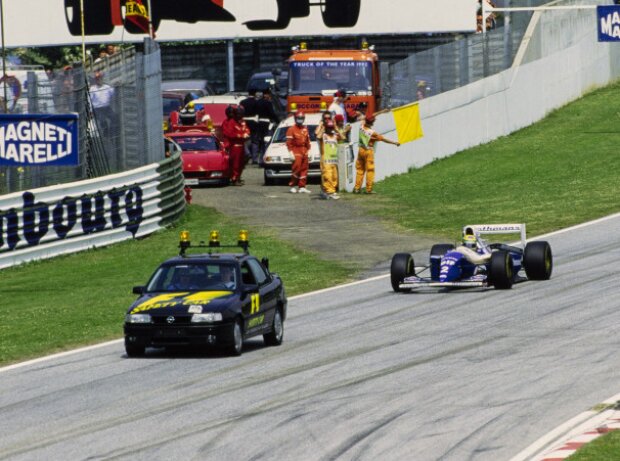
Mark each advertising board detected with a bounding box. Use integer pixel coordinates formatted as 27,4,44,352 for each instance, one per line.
0,0,478,47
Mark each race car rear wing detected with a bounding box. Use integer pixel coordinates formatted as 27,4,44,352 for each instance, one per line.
463,224,527,248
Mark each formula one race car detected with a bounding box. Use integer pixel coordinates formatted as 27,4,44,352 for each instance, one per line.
390,224,553,292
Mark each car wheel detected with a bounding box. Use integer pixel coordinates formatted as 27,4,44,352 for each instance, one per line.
523,241,553,280
263,308,284,346
229,320,243,356
390,253,414,292
489,251,514,289
263,170,276,186
65,0,113,36
320,0,361,27
125,338,145,358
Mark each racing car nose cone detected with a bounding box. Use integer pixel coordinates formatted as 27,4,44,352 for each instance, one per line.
166,316,175,324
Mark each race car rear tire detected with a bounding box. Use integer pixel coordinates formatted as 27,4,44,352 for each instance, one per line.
263,308,284,346
390,253,414,292
523,241,553,280
228,320,243,356
124,339,145,358
489,251,514,289
320,0,361,27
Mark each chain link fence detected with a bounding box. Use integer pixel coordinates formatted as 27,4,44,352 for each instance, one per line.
382,0,611,108
0,39,164,195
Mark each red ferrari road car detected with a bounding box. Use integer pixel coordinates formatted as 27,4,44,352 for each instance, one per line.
166,129,230,186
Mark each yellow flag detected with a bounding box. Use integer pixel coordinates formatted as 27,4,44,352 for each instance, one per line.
392,102,423,144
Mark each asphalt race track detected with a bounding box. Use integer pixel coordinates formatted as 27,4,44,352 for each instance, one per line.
1,216,620,460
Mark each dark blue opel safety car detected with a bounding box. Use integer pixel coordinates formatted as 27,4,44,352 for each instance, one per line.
391,224,552,291
124,230,287,357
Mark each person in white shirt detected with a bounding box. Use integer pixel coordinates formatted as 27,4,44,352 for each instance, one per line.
328,89,347,123
89,71,115,135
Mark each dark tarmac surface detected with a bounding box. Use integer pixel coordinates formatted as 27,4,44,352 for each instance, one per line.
190,165,436,277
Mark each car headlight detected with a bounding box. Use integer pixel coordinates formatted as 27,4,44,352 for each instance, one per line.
211,171,223,178
191,312,223,323
264,155,281,163
125,314,152,323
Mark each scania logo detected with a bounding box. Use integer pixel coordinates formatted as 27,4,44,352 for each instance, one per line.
166,316,175,324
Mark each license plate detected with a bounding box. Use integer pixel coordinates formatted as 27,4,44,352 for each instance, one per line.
184,178,199,185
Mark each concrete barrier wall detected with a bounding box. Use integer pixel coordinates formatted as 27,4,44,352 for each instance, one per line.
366,7,620,184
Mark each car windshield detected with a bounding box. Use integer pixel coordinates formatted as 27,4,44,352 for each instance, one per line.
173,136,219,151
272,125,317,143
289,61,373,95
146,263,237,292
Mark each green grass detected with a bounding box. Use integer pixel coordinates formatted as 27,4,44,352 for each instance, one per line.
358,80,620,241
567,430,620,460
0,206,352,366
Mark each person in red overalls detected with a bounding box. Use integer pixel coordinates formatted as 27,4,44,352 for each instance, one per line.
286,111,312,194
223,105,250,186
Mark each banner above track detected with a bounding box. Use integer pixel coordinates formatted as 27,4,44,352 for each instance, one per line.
1,0,478,48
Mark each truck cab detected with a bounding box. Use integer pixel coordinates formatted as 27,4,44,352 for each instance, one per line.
286,42,381,115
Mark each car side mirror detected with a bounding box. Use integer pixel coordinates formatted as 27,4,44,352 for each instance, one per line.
132,286,145,295
261,257,270,271
264,135,272,144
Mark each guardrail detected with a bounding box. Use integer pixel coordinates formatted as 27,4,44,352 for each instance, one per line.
0,152,185,270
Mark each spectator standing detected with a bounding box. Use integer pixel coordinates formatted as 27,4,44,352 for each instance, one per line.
353,113,400,194
89,71,115,136
256,88,280,165
314,111,333,156
240,89,260,164
223,105,250,186
329,89,348,123
286,110,312,194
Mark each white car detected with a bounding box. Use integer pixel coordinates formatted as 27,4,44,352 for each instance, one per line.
262,113,322,185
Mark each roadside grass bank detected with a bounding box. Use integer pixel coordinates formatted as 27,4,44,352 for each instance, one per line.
357,80,620,241
0,206,352,366
567,430,620,460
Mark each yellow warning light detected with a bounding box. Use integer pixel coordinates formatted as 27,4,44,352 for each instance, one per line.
209,230,220,247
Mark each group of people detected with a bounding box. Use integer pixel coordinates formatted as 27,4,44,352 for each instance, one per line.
286,89,400,199
239,89,280,165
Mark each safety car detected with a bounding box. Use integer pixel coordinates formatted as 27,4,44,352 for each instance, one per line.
124,230,287,357
390,224,553,291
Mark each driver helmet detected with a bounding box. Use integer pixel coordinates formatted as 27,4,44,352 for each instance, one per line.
294,110,305,125
462,234,477,250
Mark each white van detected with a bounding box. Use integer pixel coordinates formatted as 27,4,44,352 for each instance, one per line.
262,112,322,185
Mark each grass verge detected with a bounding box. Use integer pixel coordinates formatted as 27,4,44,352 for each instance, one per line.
0,205,352,366
567,430,620,460
356,80,620,241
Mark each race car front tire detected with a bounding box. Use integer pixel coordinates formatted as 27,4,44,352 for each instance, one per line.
489,250,514,289
523,241,553,280
390,253,414,292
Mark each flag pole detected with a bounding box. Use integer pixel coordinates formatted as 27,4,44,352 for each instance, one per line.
146,0,154,39
80,0,86,65
0,0,7,113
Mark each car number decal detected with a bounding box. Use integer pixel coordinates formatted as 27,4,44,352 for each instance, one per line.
250,293,260,314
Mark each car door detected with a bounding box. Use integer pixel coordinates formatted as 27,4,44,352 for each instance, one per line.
240,258,276,336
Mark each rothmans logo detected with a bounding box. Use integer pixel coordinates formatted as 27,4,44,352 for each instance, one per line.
0,115,79,166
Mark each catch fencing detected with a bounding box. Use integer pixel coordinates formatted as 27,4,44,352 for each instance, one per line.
0,39,164,195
